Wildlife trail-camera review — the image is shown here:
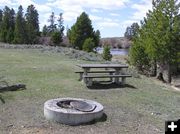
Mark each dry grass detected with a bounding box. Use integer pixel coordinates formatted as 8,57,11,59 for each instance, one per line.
0,48,180,134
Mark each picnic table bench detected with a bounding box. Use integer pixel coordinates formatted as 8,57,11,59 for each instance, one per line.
76,64,132,86
75,70,116,81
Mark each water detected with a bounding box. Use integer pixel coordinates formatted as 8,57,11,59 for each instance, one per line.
96,47,129,55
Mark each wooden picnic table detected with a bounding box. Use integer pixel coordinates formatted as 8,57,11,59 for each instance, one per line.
76,64,129,86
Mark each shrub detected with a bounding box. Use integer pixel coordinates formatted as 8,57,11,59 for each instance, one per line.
51,31,62,45
82,38,95,52
102,45,112,61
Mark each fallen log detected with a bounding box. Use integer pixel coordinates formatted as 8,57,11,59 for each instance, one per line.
0,84,26,92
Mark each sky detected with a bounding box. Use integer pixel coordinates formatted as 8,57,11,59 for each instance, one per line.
0,0,153,37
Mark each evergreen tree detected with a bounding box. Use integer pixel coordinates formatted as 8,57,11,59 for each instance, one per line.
42,25,48,36
94,30,101,47
55,13,64,43
124,23,139,40
51,31,61,45
102,44,112,61
14,5,27,44
0,9,2,22
68,12,95,50
124,26,132,39
0,6,13,42
1,7,9,42
5,8,15,43
130,0,180,83
0,9,3,35
82,38,95,52
25,4,39,44
48,12,56,34
57,13,64,35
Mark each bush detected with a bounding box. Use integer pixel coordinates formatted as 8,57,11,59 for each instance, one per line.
51,31,62,45
82,38,95,52
102,45,112,61
129,43,150,72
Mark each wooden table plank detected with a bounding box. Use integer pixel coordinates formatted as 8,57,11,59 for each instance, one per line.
77,64,128,68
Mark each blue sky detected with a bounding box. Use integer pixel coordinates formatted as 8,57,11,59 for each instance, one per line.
0,0,152,37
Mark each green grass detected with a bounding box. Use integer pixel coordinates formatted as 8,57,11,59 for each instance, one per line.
0,48,180,134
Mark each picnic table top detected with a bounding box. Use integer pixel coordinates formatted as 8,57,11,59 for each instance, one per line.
77,64,128,68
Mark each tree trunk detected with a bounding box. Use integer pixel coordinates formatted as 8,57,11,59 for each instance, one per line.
167,62,172,83
151,60,157,77
156,62,165,82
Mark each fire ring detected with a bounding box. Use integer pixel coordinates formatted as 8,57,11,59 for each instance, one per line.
44,98,104,125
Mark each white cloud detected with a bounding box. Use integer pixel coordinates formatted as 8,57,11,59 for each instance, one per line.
47,0,130,23
89,15,102,21
131,0,152,21
0,0,14,6
48,0,129,10
121,20,138,28
13,0,35,8
63,11,80,22
97,22,119,28
34,4,52,13
12,0,52,13
91,9,102,13
122,0,152,27
110,13,120,17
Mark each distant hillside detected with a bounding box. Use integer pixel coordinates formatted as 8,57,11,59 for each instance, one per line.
100,37,131,49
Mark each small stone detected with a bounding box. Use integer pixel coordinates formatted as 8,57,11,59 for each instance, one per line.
7,124,13,127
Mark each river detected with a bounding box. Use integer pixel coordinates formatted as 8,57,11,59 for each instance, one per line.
96,47,129,55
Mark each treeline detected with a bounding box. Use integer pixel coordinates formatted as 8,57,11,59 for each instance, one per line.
0,5,39,44
0,5,100,52
128,0,180,83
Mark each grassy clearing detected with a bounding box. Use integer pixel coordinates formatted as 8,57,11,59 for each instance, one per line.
0,48,180,134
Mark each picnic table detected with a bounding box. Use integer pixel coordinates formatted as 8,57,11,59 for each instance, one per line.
76,64,131,86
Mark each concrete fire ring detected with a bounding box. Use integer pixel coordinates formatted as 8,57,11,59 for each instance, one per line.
44,98,104,125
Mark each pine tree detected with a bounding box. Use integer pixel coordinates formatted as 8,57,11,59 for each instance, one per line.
42,25,48,36
0,9,3,28
56,13,64,43
50,13,64,45
14,5,27,44
0,6,15,43
5,8,15,43
124,23,139,40
0,6,9,42
25,4,39,44
130,0,180,83
0,9,2,22
147,0,180,82
57,13,64,35
68,12,95,50
48,12,56,34
82,38,95,52
102,44,112,61
94,30,101,48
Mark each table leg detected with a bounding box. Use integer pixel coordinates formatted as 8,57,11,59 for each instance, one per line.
114,68,120,84
121,77,126,85
83,68,90,84
109,72,113,81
